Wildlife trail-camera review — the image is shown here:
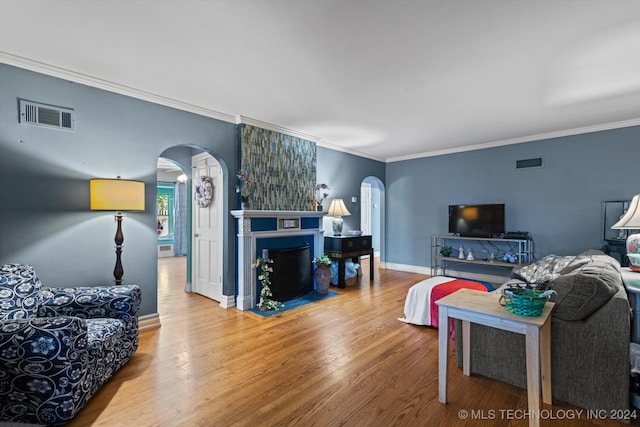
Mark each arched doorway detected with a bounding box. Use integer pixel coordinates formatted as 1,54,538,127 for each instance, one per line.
157,146,229,307
361,176,385,260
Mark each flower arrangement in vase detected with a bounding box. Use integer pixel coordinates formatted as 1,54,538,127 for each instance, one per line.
236,170,253,208
314,183,330,211
251,256,284,311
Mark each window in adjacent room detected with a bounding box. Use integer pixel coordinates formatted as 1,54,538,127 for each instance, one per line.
157,183,175,243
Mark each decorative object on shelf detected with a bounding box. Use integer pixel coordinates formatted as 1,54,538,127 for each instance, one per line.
612,194,640,271
236,170,253,208
500,283,554,317
466,248,475,260
90,177,145,285
194,176,213,208
251,256,284,311
503,253,517,263
315,183,330,211
348,230,363,236
439,245,453,257
313,255,332,294
432,235,533,277
327,199,351,236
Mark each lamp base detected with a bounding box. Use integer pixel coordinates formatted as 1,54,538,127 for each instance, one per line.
332,217,344,236
627,233,640,272
114,214,124,285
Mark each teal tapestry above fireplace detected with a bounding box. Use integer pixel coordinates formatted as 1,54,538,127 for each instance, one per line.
240,124,316,211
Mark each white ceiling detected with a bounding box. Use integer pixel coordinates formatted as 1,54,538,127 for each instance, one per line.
2,0,640,162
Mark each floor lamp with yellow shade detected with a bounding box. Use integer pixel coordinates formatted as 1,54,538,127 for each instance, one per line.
90,177,145,285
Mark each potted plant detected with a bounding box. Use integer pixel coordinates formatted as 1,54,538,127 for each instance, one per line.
313,255,332,294
439,245,453,257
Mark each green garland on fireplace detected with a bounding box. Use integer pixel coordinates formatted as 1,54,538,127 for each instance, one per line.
251,257,284,311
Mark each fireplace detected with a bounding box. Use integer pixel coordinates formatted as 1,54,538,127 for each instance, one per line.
231,210,326,310
267,245,312,301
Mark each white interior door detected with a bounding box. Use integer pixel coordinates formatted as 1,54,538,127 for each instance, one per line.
360,183,371,235
192,153,223,302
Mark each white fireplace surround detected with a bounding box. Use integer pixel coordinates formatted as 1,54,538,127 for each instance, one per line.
230,210,326,310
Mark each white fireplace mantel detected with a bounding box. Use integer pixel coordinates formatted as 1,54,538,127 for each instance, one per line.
231,210,326,310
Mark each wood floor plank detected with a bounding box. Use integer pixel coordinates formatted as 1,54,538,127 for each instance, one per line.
65,256,630,427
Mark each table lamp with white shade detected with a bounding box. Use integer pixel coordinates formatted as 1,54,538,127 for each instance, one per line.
611,194,640,271
327,199,351,236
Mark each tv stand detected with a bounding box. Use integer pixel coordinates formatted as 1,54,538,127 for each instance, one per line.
431,234,533,276
458,233,492,238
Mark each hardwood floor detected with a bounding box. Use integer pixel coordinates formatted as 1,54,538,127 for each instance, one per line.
67,257,629,426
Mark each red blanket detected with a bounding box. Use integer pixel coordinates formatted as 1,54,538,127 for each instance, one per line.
430,279,489,330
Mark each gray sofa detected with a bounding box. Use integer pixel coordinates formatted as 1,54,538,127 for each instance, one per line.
454,251,631,418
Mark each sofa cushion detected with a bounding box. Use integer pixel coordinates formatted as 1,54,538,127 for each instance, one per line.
551,257,621,321
559,251,621,275
0,264,41,320
511,254,575,285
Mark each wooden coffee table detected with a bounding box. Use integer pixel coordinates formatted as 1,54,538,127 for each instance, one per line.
435,288,554,427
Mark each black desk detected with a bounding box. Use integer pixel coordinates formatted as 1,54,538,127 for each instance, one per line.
324,235,374,288
602,239,629,267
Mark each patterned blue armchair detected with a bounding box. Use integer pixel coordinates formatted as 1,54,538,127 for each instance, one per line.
0,264,141,425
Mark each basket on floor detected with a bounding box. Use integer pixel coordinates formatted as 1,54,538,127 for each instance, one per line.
500,289,548,317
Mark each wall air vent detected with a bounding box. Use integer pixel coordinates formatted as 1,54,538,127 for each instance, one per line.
515,157,543,170
18,99,75,131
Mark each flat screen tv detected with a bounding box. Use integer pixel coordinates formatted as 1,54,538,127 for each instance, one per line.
448,204,505,237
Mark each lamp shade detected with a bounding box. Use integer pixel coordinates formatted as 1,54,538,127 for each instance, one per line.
90,178,145,211
327,199,351,217
612,194,640,229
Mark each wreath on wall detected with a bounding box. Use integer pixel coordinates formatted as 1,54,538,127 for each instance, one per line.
194,176,213,208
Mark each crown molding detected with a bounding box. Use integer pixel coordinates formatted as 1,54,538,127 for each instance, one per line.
9,51,631,165
3,51,385,163
387,117,640,163
315,139,386,163
235,115,321,142
235,115,386,162
0,51,237,124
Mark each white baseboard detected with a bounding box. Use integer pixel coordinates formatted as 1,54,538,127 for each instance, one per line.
138,313,161,330
219,295,236,309
379,262,431,275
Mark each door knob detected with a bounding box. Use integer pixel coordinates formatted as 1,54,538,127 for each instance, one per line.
194,233,199,237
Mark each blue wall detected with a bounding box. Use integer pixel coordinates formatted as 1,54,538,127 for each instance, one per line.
316,146,386,235
6,62,636,310
0,64,237,316
386,126,640,271
0,64,383,316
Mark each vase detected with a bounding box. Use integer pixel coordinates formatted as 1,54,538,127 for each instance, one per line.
314,265,331,294
316,204,323,211
241,202,249,209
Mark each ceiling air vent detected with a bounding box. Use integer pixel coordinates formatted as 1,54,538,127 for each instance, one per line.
18,99,75,131
515,157,543,170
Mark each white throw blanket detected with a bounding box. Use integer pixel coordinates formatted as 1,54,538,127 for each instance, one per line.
398,276,456,325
